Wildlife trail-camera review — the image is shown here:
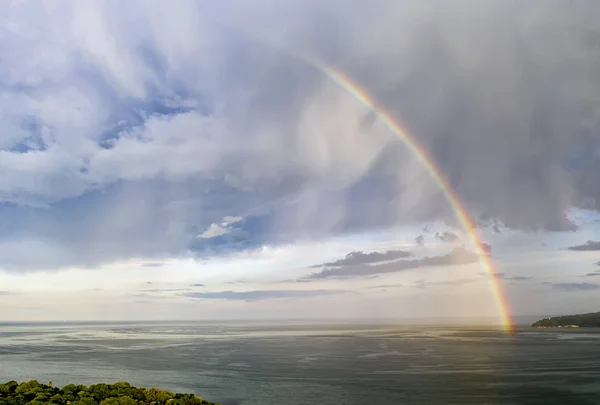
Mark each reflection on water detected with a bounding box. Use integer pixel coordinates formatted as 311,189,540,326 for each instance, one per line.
1,322,600,404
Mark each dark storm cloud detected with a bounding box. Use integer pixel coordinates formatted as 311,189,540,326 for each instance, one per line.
568,241,600,251
183,289,346,301
303,247,479,280
267,0,600,231
548,282,600,291
311,250,412,268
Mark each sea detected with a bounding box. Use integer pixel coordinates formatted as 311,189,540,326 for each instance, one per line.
1,321,600,405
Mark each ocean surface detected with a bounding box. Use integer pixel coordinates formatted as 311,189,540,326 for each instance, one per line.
1,322,600,405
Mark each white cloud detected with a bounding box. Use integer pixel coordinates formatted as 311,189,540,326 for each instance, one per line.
1,1,600,321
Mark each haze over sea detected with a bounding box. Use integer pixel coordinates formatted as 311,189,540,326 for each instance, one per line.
2,321,600,405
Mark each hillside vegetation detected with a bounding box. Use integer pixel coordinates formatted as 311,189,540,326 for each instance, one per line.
532,312,600,328
0,380,220,405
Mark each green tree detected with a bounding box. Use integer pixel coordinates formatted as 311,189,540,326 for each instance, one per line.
0,381,220,405
88,384,113,402
100,396,136,405
144,388,174,403
62,384,79,396
71,397,97,405
15,381,41,396
0,382,18,395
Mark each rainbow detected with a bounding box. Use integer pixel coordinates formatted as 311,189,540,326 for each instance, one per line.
217,20,514,330
307,57,514,332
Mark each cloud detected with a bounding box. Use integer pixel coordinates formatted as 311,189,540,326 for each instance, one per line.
583,272,600,277
548,283,600,291
183,289,347,301
303,247,479,280
141,288,190,293
435,231,459,243
190,283,205,287
480,272,531,281
0,291,10,296
2,1,600,272
415,235,424,246
311,249,412,268
504,276,531,281
141,263,164,268
568,241,600,251
131,293,172,300
415,279,478,289
366,283,404,289
198,224,230,239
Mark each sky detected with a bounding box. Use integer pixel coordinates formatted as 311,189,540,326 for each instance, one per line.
1,0,600,322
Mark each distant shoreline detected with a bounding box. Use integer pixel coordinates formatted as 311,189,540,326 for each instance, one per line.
0,315,542,326
532,312,600,328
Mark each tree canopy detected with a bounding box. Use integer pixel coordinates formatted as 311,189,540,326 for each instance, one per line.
532,312,600,327
0,381,220,405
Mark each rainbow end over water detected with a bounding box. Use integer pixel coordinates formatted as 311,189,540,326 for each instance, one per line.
312,59,514,332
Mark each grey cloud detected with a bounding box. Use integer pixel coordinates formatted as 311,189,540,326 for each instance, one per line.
184,289,346,301
3,1,600,271
415,235,424,246
568,241,600,251
505,276,532,281
141,288,190,293
548,282,600,291
220,0,600,231
480,272,531,281
311,250,412,268
190,283,205,287
304,247,479,280
0,291,10,296
583,272,600,277
131,293,171,300
415,278,478,289
435,231,459,243
141,263,165,268
366,284,403,289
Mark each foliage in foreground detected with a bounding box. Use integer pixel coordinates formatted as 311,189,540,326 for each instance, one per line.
0,380,220,405
532,312,600,327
